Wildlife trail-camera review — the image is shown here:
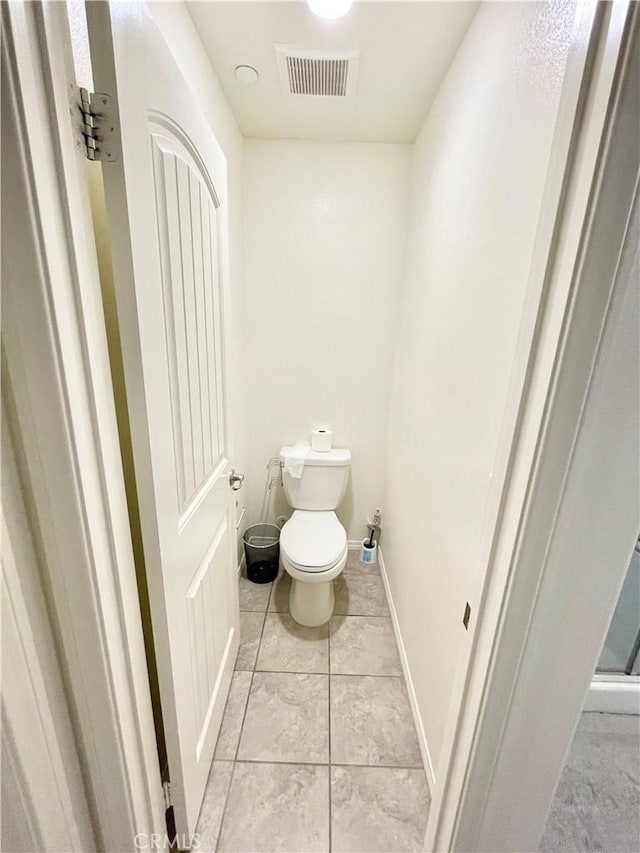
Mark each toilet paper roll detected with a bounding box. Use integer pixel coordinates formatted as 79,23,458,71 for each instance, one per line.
311,428,333,452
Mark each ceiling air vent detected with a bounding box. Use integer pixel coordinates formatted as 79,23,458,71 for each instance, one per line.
275,45,360,97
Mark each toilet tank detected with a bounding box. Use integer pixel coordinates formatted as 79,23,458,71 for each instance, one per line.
280,446,351,511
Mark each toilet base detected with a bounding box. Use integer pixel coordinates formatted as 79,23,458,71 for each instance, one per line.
289,578,335,627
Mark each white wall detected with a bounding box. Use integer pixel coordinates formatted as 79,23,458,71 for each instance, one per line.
242,141,411,539
150,2,249,535
383,0,581,778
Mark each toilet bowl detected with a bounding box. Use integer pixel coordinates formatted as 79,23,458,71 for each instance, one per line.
280,510,348,626
279,444,352,627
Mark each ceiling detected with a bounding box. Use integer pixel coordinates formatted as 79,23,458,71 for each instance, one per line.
187,1,479,143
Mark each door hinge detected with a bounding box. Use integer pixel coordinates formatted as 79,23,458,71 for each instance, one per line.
162,780,172,810
71,85,119,162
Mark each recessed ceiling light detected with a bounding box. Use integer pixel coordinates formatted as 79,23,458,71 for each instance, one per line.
235,65,259,84
306,0,353,20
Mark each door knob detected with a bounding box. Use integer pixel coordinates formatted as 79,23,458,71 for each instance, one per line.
229,469,245,491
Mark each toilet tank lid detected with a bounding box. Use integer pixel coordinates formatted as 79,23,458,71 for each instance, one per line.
280,446,351,467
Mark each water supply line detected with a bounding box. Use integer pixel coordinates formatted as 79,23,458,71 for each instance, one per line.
259,456,282,523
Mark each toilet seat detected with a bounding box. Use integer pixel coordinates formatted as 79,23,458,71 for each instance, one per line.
280,510,347,572
281,547,348,585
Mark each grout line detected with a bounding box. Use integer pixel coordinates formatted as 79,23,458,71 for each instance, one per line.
232,670,406,681
211,764,233,853
342,569,382,576
331,612,391,619
332,611,390,617
266,568,281,611
216,606,268,850
342,568,381,573
215,739,238,850
266,575,275,610
251,607,268,672
238,578,273,614
329,672,404,680
250,668,404,679
242,609,392,618
231,758,426,771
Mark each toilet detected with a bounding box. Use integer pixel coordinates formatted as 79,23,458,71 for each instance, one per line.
279,445,351,627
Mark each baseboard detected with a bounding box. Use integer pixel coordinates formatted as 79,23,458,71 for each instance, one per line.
378,545,437,793
584,675,640,714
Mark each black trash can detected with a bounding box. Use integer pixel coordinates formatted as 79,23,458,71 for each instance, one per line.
243,523,280,584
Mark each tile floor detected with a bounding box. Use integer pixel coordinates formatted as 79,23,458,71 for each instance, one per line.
540,712,640,852
195,551,431,852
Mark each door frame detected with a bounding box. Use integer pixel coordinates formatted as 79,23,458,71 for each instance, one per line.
427,4,639,850
5,1,638,851
2,2,165,849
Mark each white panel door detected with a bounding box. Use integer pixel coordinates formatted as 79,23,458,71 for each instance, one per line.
85,2,239,839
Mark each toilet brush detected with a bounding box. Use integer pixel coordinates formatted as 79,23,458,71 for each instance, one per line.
360,525,378,565
366,525,376,548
